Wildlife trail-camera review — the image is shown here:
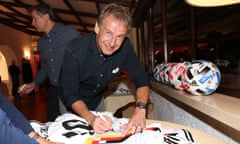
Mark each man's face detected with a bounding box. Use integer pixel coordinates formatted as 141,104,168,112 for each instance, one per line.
95,14,128,56
31,10,48,32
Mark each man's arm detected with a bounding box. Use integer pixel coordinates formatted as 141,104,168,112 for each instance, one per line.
135,86,149,104
19,58,48,95
71,100,95,124
121,40,151,135
0,92,34,134
32,59,48,86
0,108,63,144
0,108,38,144
122,86,149,135
28,131,63,144
71,100,112,134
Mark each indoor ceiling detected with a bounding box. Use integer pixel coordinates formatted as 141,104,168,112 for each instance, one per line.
1,0,240,47
0,0,143,35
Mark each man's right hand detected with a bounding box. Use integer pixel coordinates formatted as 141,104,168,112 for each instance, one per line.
91,115,112,134
72,100,112,134
18,82,35,94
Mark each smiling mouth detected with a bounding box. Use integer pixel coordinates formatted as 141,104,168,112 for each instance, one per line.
104,43,114,50
102,46,115,56
106,46,114,51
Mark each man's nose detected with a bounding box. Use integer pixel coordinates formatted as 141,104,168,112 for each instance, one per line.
110,37,117,47
31,20,35,26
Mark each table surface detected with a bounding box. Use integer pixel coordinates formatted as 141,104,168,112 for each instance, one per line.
147,119,226,144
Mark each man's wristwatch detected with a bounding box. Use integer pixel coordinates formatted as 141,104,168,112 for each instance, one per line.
136,102,147,109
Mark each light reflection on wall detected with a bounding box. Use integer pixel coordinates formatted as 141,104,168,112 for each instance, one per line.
23,47,31,60
0,52,9,81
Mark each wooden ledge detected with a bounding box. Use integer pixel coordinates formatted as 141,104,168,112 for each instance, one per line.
151,81,240,142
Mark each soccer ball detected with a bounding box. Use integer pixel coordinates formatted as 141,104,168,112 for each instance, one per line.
153,63,170,84
168,62,190,90
153,64,163,82
159,63,176,84
183,60,221,95
160,63,171,84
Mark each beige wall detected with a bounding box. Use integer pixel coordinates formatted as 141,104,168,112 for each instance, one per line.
0,24,33,89
0,23,32,66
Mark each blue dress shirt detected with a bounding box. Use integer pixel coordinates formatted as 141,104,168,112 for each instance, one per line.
0,93,37,144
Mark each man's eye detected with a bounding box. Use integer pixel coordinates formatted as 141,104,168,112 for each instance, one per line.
117,35,124,39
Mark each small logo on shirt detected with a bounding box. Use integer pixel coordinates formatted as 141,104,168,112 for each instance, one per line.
112,67,119,74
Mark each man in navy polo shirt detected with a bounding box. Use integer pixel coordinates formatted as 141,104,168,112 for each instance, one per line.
59,3,151,135
18,4,80,121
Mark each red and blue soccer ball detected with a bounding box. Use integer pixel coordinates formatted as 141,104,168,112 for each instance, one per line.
168,62,190,90
153,63,170,84
183,60,221,95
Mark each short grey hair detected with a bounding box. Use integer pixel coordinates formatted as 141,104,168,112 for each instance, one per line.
97,3,132,33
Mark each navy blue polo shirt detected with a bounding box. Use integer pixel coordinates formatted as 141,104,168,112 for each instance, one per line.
60,32,150,110
34,23,80,86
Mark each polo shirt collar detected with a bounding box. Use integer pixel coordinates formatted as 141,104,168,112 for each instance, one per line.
90,32,100,55
43,23,59,38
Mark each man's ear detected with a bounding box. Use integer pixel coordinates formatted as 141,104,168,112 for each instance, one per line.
94,22,99,34
43,13,50,20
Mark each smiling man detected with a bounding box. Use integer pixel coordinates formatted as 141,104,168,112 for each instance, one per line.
59,3,151,135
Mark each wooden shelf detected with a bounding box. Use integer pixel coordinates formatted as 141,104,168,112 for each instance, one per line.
152,81,240,142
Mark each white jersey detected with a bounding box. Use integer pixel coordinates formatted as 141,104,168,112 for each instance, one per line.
31,113,94,144
30,112,196,144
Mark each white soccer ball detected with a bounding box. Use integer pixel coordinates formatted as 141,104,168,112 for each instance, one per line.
153,63,169,84
160,63,176,84
168,62,190,90
153,64,163,82
183,60,221,95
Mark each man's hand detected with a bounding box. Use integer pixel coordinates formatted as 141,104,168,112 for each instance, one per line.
122,108,146,136
18,82,35,94
29,131,64,144
91,115,113,134
37,137,64,144
71,101,112,134
121,86,149,135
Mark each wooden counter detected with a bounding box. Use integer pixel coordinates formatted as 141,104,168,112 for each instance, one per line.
147,119,226,144
152,81,240,142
